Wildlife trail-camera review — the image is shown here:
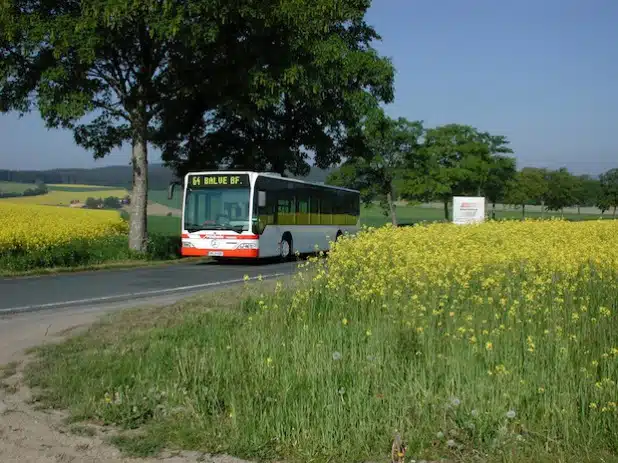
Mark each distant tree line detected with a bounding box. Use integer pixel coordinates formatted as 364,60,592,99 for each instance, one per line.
83,196,130,210
0,180,48,198
326,112,618,224
0,166,176,191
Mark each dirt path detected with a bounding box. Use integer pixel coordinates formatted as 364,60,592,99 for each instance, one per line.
0,303,252,463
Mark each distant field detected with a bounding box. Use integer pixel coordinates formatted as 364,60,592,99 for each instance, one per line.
148,215,181,236
148,189,181,209
48,184,120,192
1,189,129,206
0,181,36,194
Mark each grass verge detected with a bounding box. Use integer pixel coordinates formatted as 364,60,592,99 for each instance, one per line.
23,272,618,462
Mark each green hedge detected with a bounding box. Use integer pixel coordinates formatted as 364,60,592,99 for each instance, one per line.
0,234,181,272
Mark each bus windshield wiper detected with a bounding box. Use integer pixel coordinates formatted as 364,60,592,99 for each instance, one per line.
185,223,227,232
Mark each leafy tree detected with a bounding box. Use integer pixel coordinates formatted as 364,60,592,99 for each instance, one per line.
543,168,577,216
154,3,395,179
599,168,618,218
418,124,513,220
504,167,548,219
573,174,601,214
327,111,424,226
0,0,393,252
84,197,102,209
483,155,517,219
597,196,612,217
103,196,122,209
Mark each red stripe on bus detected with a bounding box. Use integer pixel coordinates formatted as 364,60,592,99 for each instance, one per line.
187,234,258,240
181,248,259,258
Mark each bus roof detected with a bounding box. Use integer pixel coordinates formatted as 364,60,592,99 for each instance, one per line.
184,171,360,194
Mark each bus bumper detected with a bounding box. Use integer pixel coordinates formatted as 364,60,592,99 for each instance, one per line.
181,247,259,258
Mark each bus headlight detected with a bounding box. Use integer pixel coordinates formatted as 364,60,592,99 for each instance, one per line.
236,242,258,249
182,240,194,248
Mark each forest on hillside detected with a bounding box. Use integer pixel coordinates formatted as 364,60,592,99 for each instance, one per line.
0,165,334,190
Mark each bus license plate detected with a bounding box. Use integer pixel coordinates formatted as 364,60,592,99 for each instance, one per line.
208,251,224,257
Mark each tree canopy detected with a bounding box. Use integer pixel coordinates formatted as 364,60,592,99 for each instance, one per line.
0,0,394,250
154,1,395,179
504,167,548,217
415,124,514,220
326,110,423,225
543,167,578,214
599,168,618,217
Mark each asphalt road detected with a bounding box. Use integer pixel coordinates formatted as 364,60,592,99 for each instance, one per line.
0,260,300,315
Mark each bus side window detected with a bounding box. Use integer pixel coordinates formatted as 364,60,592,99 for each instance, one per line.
309,190,320,225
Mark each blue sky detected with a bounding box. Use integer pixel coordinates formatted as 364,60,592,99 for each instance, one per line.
1,0,616,174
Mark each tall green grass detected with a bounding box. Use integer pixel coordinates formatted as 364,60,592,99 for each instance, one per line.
25,262,618,462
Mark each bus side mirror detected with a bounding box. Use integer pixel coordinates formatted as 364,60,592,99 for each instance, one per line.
258,191,266,207
168,181,181,200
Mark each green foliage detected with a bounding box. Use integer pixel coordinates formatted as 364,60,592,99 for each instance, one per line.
83,196,121,209
154,2,395,178
543,168,577,213
103,196,122,209
416,124,514,219
599,168,618,216
0,234,180,273
328,111,423,225
484,156,517,218
573,175,601,209
505,167,548,216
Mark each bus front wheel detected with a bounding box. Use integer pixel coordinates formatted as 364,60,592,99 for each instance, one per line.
280,234,293,261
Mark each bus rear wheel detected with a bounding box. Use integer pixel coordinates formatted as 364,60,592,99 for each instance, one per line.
280,234,293,261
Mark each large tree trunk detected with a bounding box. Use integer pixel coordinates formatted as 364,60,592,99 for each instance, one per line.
541,200,545,219
387,191,397,226
491,202,496,220
443,200,449,221
129,120,149,253
614,206,617,219
521,204,526,220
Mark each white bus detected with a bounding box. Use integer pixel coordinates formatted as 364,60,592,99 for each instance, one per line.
168,171,360,260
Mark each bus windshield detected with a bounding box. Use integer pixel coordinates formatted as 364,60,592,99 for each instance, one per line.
184,187,251,233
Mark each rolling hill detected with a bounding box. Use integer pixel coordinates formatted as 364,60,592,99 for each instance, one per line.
0,164,335,190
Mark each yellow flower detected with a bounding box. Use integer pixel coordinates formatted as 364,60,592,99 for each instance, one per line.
485,342,493,351
0,202,127,252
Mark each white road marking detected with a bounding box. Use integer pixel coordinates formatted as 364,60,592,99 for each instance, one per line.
0,272,286,314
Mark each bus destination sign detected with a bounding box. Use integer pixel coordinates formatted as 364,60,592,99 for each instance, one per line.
188,174,249,188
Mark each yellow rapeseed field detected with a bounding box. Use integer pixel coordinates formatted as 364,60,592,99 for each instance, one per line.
0,202,128,251
284,219,618,457
324,219,618,303
28,218,618,461
1,188,129,206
